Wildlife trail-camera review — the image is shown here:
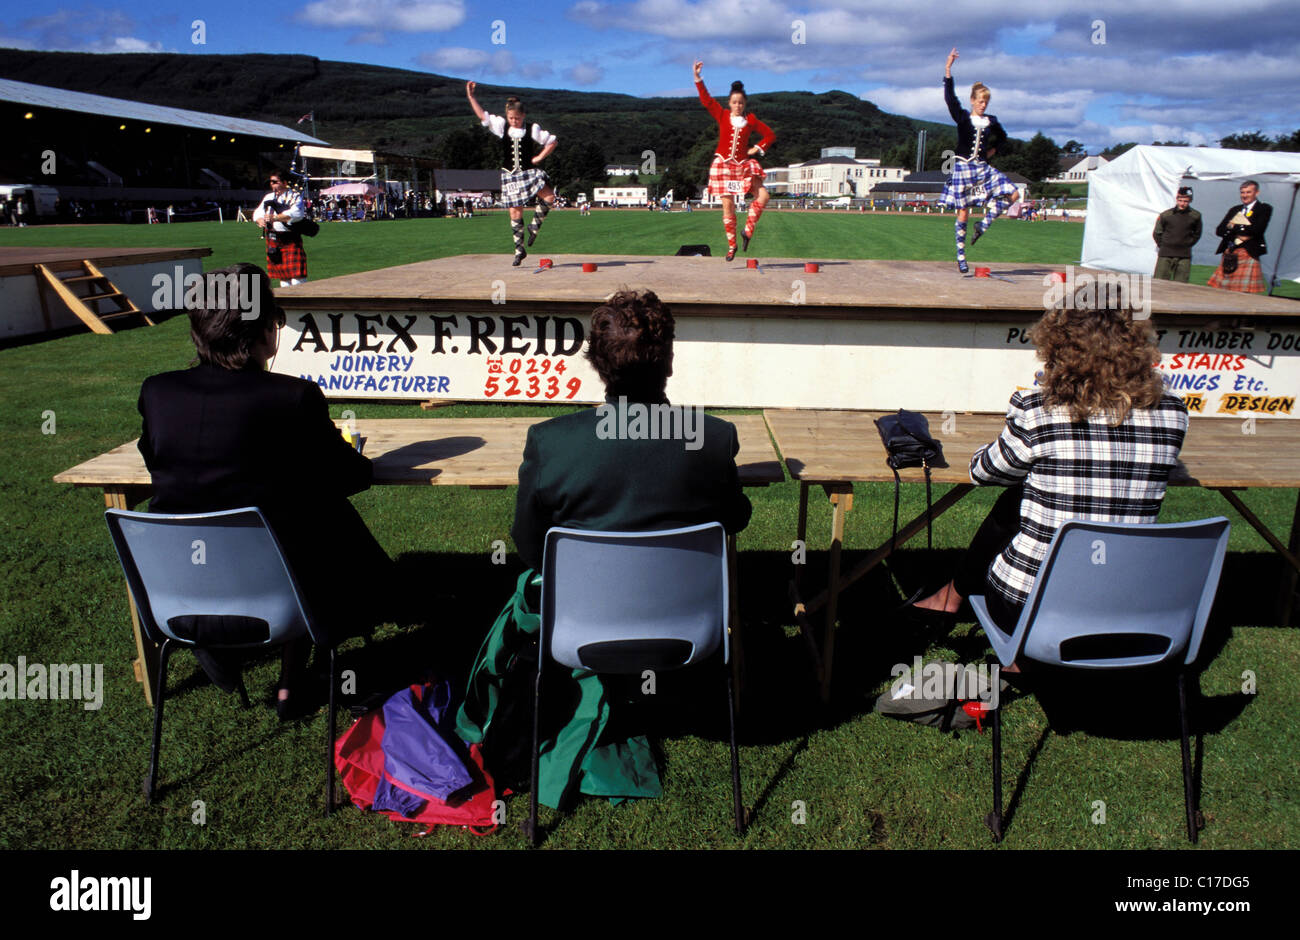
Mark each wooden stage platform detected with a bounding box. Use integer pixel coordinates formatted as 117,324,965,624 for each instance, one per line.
0,245,211,340
272,254,1300,415
277,254,1300,320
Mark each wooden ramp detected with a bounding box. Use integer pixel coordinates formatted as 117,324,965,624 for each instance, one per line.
35,261,154,334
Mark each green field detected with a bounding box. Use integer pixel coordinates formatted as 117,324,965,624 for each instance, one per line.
1,212,1296,850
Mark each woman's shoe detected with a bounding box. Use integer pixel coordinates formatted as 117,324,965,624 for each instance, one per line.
957,258,969,274
742,232,751,253
725,247,736,262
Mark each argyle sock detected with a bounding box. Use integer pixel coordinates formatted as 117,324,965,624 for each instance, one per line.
511,218,526,258
724,215,737,253
528,199,551,243
976,199,1006,239
955,220,968,270
743,202,765,239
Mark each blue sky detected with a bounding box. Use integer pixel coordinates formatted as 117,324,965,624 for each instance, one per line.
2,1,1298,152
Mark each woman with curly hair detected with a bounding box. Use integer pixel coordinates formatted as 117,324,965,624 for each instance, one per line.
909,307,1188,637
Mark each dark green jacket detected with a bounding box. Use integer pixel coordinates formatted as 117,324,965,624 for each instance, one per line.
1153,206,1203,258
511,404,752,570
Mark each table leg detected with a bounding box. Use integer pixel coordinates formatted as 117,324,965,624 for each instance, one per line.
1281,491,1300,627
794,482,810,596
820,488,852,704
1214,488,1300,627
105,488,158,707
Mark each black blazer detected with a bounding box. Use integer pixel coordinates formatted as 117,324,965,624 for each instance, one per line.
137,365,389,631
944,77,1007,162
139,363,371,516
1214,201,1272,258
511,405,753,571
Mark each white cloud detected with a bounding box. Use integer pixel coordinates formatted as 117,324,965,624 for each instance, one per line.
94,36,164,52
14,7,165,53
420,46,488,71
298,0,465,32
565,62,605,85
419,47,517,77
519,60,555,80
347,31,389,46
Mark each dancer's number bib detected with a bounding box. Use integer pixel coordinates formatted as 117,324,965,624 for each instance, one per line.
503,178,526,199
725,180,747,195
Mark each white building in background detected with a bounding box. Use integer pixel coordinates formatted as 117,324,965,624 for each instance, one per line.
764,147,907,197
1046,154,1108,184
593,186,648,206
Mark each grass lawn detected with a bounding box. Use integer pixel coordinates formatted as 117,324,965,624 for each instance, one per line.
1,212,1297,850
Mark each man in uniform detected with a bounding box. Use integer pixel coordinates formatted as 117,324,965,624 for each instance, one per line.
1152,186,1202,282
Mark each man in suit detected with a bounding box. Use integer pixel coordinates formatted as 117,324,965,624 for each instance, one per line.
138,263,397,714
459,289,752,809
1208,180,1272,293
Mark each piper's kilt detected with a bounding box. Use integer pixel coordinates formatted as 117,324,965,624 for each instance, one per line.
940,158,1019,210
707,155,765,197
266,235,307,280
500,167,550,208
1208,247,1266,293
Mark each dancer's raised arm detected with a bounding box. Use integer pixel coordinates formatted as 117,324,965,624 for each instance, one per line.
466,81,486,122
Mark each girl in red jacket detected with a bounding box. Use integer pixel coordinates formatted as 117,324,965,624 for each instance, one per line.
694,61,776,261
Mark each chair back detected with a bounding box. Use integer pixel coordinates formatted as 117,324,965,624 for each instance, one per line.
1012,517,1230,669
105,508,316,649
541,523,729,673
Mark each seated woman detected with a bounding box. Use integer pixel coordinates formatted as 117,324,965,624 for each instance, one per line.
911,306,1189,664
456,289,752,809
137,263,400,716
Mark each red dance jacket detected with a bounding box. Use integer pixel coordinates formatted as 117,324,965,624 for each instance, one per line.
696,80,776,163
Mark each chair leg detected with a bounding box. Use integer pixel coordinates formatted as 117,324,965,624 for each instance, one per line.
985,702,1004,842
726,665,745,836
146,640,173,803
235,672,251,709
528,661,543,847
325,647,337,818
1178,672,1198,843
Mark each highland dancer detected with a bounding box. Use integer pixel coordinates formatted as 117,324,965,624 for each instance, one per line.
466,81,559,266
693,61,775,261
938,48,1020,274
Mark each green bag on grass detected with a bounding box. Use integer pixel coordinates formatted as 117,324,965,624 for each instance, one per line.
455,569,661,811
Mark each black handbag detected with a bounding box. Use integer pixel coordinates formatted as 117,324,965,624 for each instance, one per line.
874,410,948,555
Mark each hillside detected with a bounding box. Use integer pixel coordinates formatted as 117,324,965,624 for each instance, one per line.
0,49,956,183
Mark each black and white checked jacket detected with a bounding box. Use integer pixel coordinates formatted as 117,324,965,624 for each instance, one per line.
970,389,1189,607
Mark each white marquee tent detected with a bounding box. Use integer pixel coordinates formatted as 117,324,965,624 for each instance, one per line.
1081,146,1300,292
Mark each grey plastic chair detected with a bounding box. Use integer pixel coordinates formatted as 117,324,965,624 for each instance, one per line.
528,522,742,845
105,507,342,814
970,516,1231,843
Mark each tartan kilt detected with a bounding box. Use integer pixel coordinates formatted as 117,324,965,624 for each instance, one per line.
266,235,307,280
939,158,1019,210
707,156,765,197
1208,248,1266,293
499,167,549,208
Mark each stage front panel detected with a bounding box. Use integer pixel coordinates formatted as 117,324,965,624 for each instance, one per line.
272,307,1300,417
